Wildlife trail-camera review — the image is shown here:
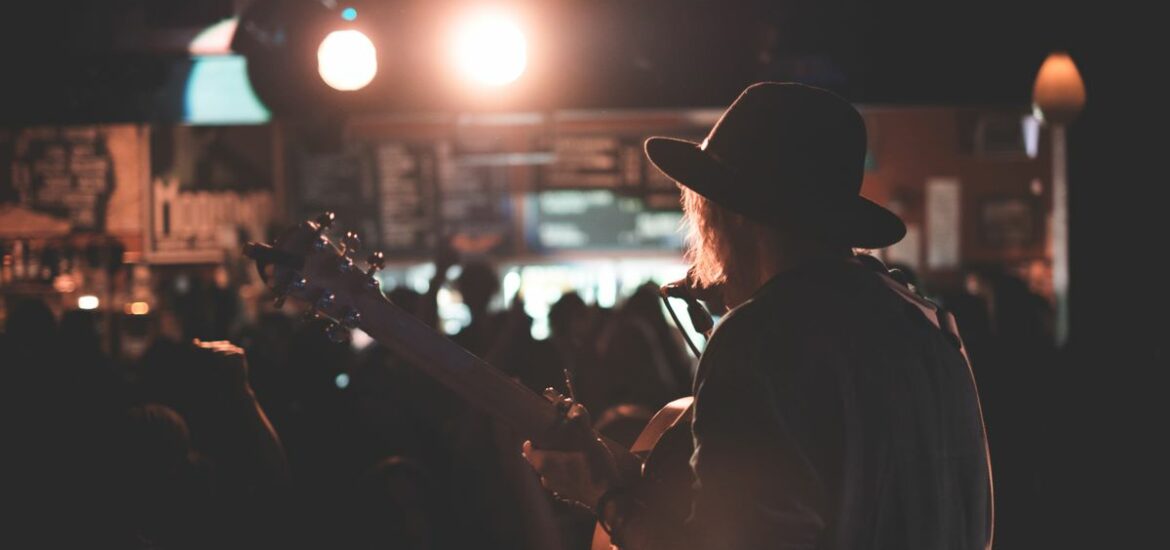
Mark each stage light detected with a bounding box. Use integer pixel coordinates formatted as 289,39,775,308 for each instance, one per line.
335,373,351,389
78,295,99,310
341,7,358,21
126,302,151,315
452,10,528,86
317,29,378,91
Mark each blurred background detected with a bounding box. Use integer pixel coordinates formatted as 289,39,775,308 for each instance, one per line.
0,1,1163,549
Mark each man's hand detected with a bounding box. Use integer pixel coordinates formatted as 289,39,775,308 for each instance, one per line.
522,391,638,511
191,339,254,400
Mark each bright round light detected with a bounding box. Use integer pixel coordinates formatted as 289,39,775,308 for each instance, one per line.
78,295,99,310
452,12,528,86
335,373,351,390
317,30,378,91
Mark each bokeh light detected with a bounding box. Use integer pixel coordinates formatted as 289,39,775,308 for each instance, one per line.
452,11,528,87
317,29,378,91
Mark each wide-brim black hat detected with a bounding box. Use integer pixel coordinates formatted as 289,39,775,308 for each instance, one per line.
645,82,905,249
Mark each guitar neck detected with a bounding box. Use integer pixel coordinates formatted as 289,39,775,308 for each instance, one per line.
355,290,566,442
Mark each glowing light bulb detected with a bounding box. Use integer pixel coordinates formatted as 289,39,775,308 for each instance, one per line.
78,295,99,310
452,11,528,86
317,30,378,91
1032,52,1086,124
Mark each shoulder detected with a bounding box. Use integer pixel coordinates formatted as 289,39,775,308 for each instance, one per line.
704,277,822,354
697,289,815,388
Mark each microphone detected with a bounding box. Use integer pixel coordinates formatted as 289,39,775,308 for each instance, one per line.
660,278,715,335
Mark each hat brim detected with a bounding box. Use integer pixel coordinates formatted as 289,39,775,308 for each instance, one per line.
645,137,906,249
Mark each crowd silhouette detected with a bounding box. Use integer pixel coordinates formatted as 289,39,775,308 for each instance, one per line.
1,254,1055,549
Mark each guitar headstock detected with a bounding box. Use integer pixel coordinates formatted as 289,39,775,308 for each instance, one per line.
243,212,387,342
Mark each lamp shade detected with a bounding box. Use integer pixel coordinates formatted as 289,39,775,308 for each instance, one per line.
1033,52,1086,124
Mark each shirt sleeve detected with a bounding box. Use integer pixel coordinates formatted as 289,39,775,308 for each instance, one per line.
684,309,832,550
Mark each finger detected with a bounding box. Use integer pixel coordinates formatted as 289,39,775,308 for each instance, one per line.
542,387,563,403
565,401,590,424
522,441,544,469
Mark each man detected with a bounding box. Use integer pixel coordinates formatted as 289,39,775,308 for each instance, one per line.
523,82,993,550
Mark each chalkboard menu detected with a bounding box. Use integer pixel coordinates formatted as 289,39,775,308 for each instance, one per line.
436,141,514,257
536,132,704,212
287,111,717,258
375,142,438,257
537,135,643,192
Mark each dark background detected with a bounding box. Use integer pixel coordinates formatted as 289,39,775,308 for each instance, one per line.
1,1,1163,545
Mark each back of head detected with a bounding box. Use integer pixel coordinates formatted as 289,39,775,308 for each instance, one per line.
6,298,57,349
548,291,587,337
455,261,500,313
118,403,194,483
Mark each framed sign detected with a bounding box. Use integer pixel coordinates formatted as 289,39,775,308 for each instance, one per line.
146,125,276,263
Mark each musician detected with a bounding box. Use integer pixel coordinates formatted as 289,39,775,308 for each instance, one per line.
523,82,993,550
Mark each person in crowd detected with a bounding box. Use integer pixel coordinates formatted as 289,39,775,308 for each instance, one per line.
534,292,599,405
594,283,693,413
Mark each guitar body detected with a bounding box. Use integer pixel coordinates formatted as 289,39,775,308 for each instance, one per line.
591,396,696,550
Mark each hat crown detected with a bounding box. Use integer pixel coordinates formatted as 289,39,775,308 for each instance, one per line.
701,82,867,201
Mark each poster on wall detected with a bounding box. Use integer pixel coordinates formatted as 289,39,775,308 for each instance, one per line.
147,125,276,263
1,125,145,241
926,177,962,270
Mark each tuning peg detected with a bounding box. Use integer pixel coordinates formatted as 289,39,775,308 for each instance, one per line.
325,322,350,343
314,212,336,232
289,277,307,293
340,308,361,329
316,292,336,313
314,236,332,252
365,251,385,277
341,231,361,257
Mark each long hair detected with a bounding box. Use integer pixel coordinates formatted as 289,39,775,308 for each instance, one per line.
681,186,757,291
681,185,855,294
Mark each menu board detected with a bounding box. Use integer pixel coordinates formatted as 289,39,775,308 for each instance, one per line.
375,142,438,257
536,132,704,211
436,141,514,257
537,135,643,192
